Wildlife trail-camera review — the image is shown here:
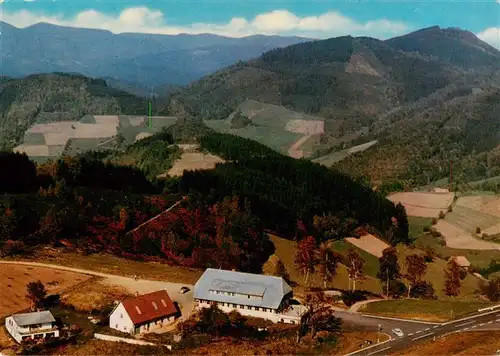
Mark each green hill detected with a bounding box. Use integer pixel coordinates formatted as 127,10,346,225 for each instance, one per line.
0,73,151,149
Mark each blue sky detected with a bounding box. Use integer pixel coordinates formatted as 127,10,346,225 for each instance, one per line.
0,0,499,46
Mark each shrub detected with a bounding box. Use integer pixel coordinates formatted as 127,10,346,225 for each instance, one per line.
410,281,436,299
1,240,26,256
447,205,453,212
438,211,445,219
341,291,367,307
423,247,435,263
482,233,489,239
476,227,482,234
388,280,407,298
431,218,438,225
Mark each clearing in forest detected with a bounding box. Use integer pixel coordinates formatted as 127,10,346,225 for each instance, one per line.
167,152,225,177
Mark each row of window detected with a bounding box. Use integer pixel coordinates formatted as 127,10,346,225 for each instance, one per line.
210,290,262,300
197,299,276,313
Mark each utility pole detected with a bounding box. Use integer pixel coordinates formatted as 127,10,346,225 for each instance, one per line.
377,324,382,343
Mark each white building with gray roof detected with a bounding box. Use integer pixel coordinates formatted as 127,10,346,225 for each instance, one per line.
193,268,305,324
5,311,59,343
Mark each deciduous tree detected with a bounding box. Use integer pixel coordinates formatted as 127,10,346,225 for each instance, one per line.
444,259,462,297
317,243,342,289
404,254,427,298
299,293,341,340
295,236,318,285
26,280,47,311
347,249,366,292
377,247,400,297
480,277,500,302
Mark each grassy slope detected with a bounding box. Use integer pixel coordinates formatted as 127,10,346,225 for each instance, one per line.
392,331,500,355
362,300,492,322
7,248,203,284
269,234,383,294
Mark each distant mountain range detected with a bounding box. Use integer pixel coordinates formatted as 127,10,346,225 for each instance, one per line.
0,21,310,87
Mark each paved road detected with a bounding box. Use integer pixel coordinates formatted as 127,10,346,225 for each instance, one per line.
346,308,500,355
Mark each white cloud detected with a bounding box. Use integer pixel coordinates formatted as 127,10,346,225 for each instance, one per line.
0,6,411,39
477,27,500,49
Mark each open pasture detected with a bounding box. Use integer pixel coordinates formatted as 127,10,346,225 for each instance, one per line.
387,191,455,218
13,144,51,156
167,152,225,177
435,219,500,250
0,264,91,317
444,205,500,233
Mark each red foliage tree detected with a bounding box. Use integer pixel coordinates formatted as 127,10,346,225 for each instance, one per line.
295,236,318,285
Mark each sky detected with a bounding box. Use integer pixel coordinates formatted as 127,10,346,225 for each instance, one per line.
0,0,499,48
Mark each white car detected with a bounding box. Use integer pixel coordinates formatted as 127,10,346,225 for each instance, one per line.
392,328,404,338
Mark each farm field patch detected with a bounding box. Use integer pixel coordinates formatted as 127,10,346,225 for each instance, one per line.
387,192,455,218
345,234,390,258
205,99,324,157
0,264,91,318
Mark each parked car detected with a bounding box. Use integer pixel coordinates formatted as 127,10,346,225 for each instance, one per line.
179,286,190,294
392,328,404,338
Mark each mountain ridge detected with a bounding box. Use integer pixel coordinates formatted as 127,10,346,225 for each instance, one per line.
0,21,311,87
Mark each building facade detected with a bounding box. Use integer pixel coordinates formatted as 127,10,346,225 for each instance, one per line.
109,290,178,335
5,311,59,343
193,268,304,324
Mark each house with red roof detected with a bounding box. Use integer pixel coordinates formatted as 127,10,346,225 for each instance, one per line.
109,290,179,335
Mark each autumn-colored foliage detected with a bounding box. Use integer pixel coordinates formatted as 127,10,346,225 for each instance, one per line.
295,236,318,285
444,259,462,297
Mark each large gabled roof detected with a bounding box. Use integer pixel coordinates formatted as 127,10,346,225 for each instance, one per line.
121,290,177,326
194,268,292,309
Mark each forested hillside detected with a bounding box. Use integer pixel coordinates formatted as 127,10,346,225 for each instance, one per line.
168,26,500,188
0,128,409,272
0,73,152,149
335,87,500,186
177,132,409,244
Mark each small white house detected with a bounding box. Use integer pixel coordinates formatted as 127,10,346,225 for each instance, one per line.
109,290,178,335
193,268,305,324
5,311,59,343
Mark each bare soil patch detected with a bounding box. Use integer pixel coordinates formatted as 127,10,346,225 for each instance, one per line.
0,264,91,317
167,152,225,177
345,234,390,258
